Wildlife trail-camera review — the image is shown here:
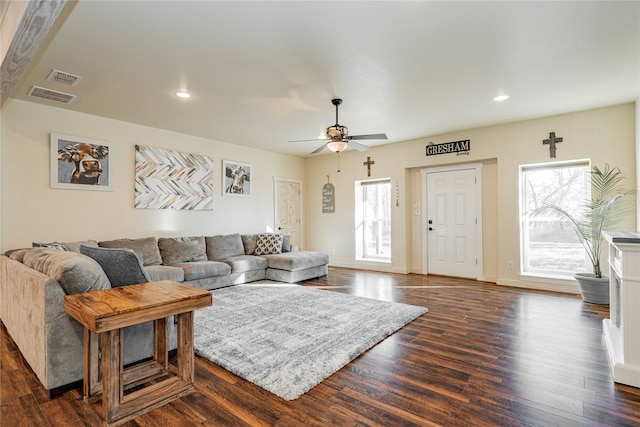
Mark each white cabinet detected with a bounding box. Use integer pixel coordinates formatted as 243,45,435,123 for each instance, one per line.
603,231,640,388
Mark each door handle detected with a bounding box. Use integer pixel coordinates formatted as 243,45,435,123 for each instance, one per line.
428,227,433,231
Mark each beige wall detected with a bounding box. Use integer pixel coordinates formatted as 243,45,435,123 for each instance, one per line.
0,99,305,251
304,103,637,292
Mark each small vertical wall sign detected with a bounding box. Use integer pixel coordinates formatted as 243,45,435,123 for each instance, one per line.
322,176,335,213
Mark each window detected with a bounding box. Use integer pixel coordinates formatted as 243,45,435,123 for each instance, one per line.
520,161,590,276
355,179,391,262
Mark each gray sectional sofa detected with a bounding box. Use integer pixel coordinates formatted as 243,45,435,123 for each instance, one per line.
0,233,328,392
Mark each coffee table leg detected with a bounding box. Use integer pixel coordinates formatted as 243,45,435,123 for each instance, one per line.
176,311,194,384
83,328,100,401
154,318,168,370
101,328,123,425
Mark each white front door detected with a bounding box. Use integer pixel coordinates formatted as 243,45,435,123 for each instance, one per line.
274,178,302,250
424,167,479,278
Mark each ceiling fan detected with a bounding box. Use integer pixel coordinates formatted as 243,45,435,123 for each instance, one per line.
290,98,388,154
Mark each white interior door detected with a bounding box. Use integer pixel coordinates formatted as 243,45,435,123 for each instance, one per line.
425,168,478,278
274,178,302,250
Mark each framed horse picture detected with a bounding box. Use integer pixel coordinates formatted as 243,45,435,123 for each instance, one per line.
222,160,251,197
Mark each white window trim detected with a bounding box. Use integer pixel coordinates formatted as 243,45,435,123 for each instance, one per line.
355,178,392,263
518,158,591,281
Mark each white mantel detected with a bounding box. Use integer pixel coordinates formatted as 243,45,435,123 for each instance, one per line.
602,231,640,388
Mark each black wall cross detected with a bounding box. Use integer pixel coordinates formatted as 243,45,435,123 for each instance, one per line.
363,156,375,177
543,132,563,158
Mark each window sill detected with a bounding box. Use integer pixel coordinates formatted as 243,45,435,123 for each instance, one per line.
519,272,577,286
355,258,392,266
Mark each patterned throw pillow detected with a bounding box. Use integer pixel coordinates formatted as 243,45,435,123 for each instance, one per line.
32,242,68,251
254,233,284,255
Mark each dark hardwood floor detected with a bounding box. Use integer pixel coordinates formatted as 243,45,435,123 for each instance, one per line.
2,267,639,426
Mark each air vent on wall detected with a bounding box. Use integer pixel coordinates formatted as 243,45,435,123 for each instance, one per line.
46,69,83,86
28,86,76,104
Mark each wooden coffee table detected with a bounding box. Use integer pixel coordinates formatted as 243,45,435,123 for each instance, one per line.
64,280,212,427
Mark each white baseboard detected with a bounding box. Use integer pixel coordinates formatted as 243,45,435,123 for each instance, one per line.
328,262,407,274
330,263,579,294
497,278,580,294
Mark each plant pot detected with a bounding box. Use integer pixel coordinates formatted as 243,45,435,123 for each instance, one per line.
574,273,610,304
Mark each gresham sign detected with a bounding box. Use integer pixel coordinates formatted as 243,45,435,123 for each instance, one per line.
426,139,470,156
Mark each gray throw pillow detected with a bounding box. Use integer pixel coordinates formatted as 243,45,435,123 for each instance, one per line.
23,248,111,295
80,245,150,287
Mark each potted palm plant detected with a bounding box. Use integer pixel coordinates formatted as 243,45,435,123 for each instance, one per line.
531,164,635,304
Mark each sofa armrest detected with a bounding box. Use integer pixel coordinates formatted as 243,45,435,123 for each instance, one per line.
1,255,79,389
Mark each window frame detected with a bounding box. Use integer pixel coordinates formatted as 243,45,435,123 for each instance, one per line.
519,159,591,278
355,178,392,263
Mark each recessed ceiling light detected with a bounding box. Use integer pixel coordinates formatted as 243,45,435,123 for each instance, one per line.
174,91,192,99
493,95,509,102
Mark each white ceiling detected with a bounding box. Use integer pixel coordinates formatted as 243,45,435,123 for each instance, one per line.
10,1,640,157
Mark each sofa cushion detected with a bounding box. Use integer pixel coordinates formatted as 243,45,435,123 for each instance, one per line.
144,265,185,282
158,236,207,265
62,240,99,253
223,255,268,273
254,233,283,255
7,248,30,262
262,251,330,271
80,245,150,287
282,235,291,253
206,234,244,260
241,234,258,255
169,260,230,281
22,248,111,295
99,237,162,266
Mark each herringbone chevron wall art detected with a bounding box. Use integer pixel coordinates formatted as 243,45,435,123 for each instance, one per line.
135,145,214,210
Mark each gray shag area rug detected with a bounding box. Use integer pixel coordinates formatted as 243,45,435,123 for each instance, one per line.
193,283,428,400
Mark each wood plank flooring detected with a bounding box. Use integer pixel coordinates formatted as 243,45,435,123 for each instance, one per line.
2,267,640,426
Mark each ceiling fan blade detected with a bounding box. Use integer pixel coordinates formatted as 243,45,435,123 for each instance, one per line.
287,137,327,143
311,144,327,154
349,133,388,140
349,141,370,152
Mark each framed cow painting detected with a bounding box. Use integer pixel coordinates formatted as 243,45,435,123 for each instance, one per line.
222,160,251,197
50,133,113,191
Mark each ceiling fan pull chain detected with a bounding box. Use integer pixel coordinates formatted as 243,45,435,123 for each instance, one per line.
337,152,341,173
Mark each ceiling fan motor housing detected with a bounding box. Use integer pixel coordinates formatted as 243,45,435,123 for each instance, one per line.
326,125,348,140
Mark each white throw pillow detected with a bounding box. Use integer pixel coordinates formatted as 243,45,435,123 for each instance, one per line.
254,233,283,255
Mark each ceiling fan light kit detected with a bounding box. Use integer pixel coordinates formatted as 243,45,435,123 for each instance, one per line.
327,140,348,153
